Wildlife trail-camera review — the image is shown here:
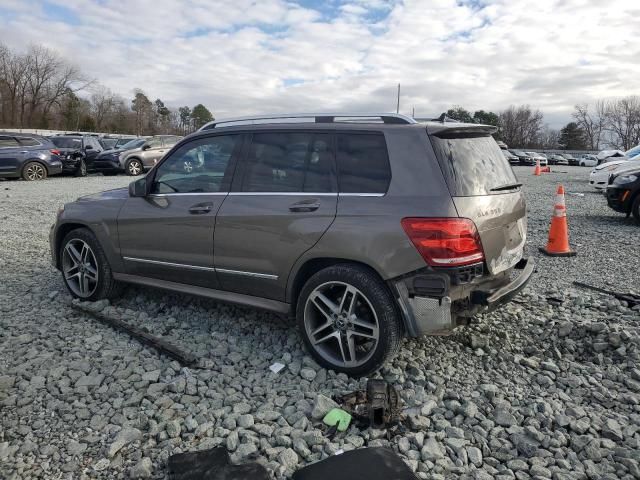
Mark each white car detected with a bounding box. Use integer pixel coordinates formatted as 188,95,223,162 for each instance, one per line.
526,151,547,166
589,159,632,189
579,155,598,167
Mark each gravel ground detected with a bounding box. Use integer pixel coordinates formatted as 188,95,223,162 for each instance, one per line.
1,166,639,480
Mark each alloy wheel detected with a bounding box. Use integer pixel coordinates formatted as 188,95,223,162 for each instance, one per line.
183,161,193,173
303,281,380,368
61,239,99,298
128,160,142,175
25,164,45,180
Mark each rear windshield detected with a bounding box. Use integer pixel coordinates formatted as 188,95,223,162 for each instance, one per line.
430,133,518,196
52,137,82,149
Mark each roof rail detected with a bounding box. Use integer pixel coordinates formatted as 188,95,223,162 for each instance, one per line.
199,113,417,130
414,113,461,124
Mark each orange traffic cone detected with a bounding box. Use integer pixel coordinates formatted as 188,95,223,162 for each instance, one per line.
533,160,541,176
539,185,576,257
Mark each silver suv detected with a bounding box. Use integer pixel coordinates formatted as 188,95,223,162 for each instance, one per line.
119,135,182,176
50,113,534,376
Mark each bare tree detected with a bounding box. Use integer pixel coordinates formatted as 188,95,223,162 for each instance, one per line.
604,96,640,151
498,105,544,148
90,86,118,130
572,101,607,150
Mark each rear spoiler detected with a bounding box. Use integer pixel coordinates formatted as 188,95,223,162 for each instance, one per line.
428,124,498,137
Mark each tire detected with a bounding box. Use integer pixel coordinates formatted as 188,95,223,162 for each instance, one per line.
74,159,87,177
22,161,47,181
60,228,122,301
126,158,143,176
296,264,403,377
632,195,640,223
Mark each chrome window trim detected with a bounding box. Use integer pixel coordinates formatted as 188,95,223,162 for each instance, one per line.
216,268,278,280
123,256,216,272
122,256,278,280
148,192,228,197
229,192,337,196
338,192,385,197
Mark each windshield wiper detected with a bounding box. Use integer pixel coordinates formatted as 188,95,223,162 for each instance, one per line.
490,182,522,192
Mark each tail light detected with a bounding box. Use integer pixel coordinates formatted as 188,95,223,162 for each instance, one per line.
50,149,61,155
401,218,485,267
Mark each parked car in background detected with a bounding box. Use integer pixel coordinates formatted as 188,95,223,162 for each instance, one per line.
51,135,104,176
509,150,534,165
502,149,519,164
526,151,547,166
50,113,534,376
561,153,579,165
496,140,508,150
548,154,568,165
120,135,182,175
597,150,625,165
100,138,118,150
579,155,598,167
92,138,147,175
590,158,633,189
606,163,640,222
115,137,138,148
625,145,640,160
0,133,62,181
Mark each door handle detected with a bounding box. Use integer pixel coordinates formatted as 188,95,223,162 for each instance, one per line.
289,200,320,212
189,202,213,214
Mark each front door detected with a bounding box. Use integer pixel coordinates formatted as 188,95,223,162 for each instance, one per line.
214,131,337,301
117,134,242,289
0,135,21,176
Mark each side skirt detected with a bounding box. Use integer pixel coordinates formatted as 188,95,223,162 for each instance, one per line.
113,272,291,314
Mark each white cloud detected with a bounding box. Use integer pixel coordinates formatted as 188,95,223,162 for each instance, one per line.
1,0,639,127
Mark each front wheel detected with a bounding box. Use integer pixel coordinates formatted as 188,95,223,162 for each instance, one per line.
74,159,87,177
60,228,122,301
297,264,403,377
126,159,143,176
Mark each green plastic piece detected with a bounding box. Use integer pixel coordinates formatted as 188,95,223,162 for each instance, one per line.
323,408,352,432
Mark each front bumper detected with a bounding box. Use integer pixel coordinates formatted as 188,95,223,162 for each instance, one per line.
606,186,632,213
393,257,535,337
62,154,81,172
92,158,123,172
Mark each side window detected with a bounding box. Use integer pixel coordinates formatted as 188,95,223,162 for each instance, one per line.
151,135,239,194
0,136,20,148
163,136,180,148
241,132,334,193
336,133,391,194
146,138,162,149
17,137,40,147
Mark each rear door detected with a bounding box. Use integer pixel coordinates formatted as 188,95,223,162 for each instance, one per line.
429,129,526,274
214,130,337,301
0,136,21,176
117,134,242,289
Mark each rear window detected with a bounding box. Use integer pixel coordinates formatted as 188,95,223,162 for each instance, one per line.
336,133,391,193
430,133,517,196
52,137,82,149
17,137,41,146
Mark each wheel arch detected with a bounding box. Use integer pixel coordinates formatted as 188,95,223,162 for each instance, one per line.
21,159,50,175
53,222,93,269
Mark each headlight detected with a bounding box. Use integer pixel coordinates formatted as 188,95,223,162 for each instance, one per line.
604,164,620,171
613,174,638,184
57,205,65,219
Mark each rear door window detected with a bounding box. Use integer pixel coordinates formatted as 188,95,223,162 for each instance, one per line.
336,133,391,193
430,132,518,196
16,137,41,147
241,132,334,193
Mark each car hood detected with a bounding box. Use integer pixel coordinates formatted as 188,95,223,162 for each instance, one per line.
77,187,129,202
594,159,628,170
610,160,640,175
597,150,625,160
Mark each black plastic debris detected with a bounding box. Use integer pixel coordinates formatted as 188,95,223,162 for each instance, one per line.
292,447,418,480
335,379,403,429
168,447,270,480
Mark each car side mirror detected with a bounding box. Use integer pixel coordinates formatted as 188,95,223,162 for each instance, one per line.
142,144,151,151
129,177,148,197
85,145,93,150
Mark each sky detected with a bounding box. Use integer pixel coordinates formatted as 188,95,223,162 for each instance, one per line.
1,0,639,128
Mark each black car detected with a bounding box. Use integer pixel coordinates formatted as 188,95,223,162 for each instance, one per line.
92,138,146,175
509,149,535,165
0,133,63,180
50,135,104,176
606,166,640,222
561,153,579,166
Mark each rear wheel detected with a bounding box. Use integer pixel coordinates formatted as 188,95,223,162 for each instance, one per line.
22,162,47,181
60,228,122,301
126,158,143,176
297,264,403,377
631,195,640,223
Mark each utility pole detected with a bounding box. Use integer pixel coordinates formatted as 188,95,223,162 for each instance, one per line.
412,106,415,118
396,84,400,114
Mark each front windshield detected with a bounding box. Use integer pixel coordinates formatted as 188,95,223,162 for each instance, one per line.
51,137,82,149
121,139,145,150
625,145,640,159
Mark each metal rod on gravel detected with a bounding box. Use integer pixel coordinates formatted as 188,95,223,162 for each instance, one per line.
70,302,198,366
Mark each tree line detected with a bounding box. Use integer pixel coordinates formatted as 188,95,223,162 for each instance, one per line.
445,96,640,151
0,43,213,135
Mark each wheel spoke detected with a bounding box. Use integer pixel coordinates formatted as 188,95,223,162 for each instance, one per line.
346,333,357,364
338,285,358,316
84,267,98,282
312,330,339,346
336,333,348,364
310,291,338,316
65,243,82,265
80,243,90,263
65,270,80,281
310,319,334,337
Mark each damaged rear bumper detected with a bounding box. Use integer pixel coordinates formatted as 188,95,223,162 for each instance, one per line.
392,257,535,337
